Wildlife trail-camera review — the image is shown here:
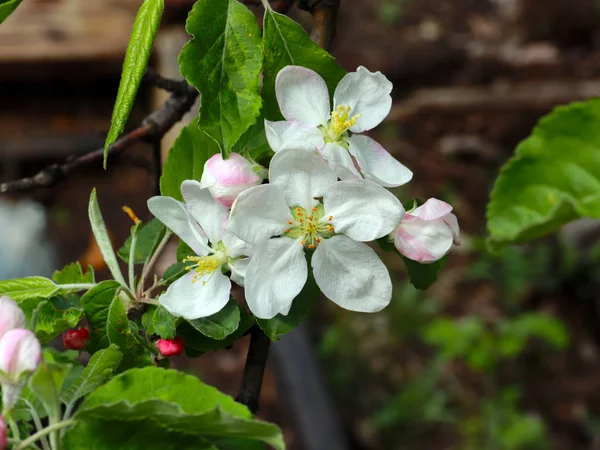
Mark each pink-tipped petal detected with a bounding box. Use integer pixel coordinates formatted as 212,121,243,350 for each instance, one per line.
0,329,42,383
443,213,461,245
394,216,454,263
0,416,6,450
0,296,25,340
410,198,453,221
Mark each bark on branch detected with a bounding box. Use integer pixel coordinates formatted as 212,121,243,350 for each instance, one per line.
0,74,197,194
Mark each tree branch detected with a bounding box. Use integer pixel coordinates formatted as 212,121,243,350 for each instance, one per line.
236,326,272,414
0,77,198,194
299,0,341,50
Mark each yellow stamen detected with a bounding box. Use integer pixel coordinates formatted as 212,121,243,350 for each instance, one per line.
330,105,361,137
122,206,141,224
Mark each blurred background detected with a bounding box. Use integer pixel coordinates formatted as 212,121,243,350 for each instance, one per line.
3,0,600,449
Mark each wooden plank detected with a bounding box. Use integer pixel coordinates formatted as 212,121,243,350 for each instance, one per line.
0,0,141,63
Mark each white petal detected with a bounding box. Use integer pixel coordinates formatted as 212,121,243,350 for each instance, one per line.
265,120,324,153
312,236,391,312
320,142,361,180
275,66,331,126
333,66,392,132
269,148,337,210
244,237,308,319
348,135,413,187
229,184,293,245
147,196,210,256
410,198,453,221
160,270,231,320
181,180,229,244
222,229,253,258
443,213,461,246
394,217,454,263
229,258,250,287
324,179,404,241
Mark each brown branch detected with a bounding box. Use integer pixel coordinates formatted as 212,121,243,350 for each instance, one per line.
236,326,272,414
299,0,341,50
0,81,198,194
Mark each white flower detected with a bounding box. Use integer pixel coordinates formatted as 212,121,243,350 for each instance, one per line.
200,152,265,208
393,198,460,263
229,149,405,319
265,65,413,188
147,181,252,320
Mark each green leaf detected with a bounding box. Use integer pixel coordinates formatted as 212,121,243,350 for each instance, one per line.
29,362,72,420
179,310,253,356
0,0,21,25
160,120,220,201
487,98,600,247
53,262,95,285
88,189,128,287
19,296,84,344
186,300,241,340
231,111,273,164
257,274,319,341
179,0,262,156
176,240,197,261
61,345,123,413
152,306,178,339
81,281,122,353
0,277,58,302
66,367,285,449
107,297,152,370
104,0,165,167
402,256,447,290
118,218,167,264
161,262,192,286
262,8,346,120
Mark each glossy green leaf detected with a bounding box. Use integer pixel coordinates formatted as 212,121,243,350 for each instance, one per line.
402,256,447,290
187,300,241,340
81,281,122,353
88,189,128,287
179,0,262,156
0,0,21,25
107,297,151,370
61,345,123,414
231,111,273,164
262,7,346,120
179,310,253,356
104,0,165,167
160,120,220,201
161,262,192,286
487,98,600,247
66,367,285,449
257,274,319,341
53,262,95,285
19,296,84,344
0,277,58,302
118,218,166,264
152,306,178,339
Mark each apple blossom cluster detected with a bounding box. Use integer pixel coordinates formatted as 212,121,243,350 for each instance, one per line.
148,65,460,321
0,296,42,418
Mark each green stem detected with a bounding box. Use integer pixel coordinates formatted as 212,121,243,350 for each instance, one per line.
8,418,20,441
260,0,271,10
137,230,172,298
14,420,75,450
22,399,51,450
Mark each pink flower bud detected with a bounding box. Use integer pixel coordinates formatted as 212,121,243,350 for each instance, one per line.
157,336,184,357
394,198,460,263
0,296,26,340
0,329,42,385
200,153,263,208
0,416,6,450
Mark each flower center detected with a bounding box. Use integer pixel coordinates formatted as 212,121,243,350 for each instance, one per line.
283,205,335,249
323,105,361,142
183,242,228,285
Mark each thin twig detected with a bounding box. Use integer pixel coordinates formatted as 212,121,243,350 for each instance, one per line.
236,326,272,414
0,81,198,194
144,67,190,95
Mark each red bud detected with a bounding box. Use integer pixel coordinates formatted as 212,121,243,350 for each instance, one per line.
62,328,90,351
157,336,184,357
